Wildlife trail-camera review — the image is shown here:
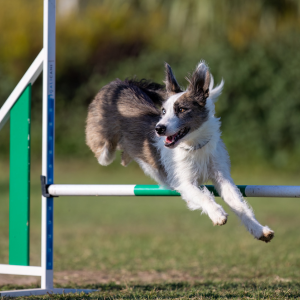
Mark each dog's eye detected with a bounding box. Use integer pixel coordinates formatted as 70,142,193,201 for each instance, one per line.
162,108,166,115
179,108,186,113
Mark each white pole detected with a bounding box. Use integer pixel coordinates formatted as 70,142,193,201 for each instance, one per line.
0,49,44,131
41,0,56,290
47,184,300,198
245,185,300,198
0,265,42,276
48,185,136,196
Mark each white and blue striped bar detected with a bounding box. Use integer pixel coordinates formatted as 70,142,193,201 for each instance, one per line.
47,184,300,198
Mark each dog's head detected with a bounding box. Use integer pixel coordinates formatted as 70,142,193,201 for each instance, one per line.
155,61,211,149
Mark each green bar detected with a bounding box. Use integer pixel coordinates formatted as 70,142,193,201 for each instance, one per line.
134,185,181,196
203,185,220,196
238,185,247,197
9,85,31,266
134,185,247,197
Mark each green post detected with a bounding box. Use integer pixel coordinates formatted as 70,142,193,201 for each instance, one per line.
9,85,31,266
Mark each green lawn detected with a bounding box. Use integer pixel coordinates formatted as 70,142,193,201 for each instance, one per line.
0,156,300,299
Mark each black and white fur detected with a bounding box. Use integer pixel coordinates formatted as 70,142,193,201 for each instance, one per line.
86,61,274,242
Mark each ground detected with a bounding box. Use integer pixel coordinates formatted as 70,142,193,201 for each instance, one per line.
0,158,300,299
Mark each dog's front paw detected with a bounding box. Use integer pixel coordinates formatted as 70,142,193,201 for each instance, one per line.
210,207,228,226
213,214,228,226
258,226,274,243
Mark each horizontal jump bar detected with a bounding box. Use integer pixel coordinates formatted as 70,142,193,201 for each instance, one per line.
0,264,42,276
46,184,300,198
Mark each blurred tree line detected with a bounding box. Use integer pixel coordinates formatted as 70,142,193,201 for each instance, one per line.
0,0,300,169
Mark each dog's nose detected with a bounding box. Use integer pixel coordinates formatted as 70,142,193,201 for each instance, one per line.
155,124,166,135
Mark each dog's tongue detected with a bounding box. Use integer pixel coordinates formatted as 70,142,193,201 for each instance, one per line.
166,135,174,144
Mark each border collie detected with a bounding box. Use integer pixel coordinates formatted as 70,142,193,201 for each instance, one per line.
86,61,274,243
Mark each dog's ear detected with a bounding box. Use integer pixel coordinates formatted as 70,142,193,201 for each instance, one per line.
164,63,182,94
187,61,210,106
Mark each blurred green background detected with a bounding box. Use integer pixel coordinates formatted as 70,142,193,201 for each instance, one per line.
0,0,300,168
1,0,300,291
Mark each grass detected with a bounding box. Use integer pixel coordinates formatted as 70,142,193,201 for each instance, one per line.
0,155,300,299
1,281,300,299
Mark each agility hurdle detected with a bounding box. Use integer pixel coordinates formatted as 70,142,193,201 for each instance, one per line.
0,0,300,298
43,182,300,198
0,0,94,297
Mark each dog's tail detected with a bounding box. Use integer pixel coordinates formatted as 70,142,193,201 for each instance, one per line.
209,75,224,103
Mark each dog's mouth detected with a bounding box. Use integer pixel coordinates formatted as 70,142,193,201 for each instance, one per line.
164,127,190,148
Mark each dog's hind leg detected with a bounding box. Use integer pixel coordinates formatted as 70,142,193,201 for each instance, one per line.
121,151,132,167
97,142,116,166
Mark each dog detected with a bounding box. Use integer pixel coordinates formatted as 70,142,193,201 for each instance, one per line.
86,61,274,243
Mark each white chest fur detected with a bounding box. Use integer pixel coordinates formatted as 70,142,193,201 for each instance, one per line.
159,139,215,189
157,108,221,189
